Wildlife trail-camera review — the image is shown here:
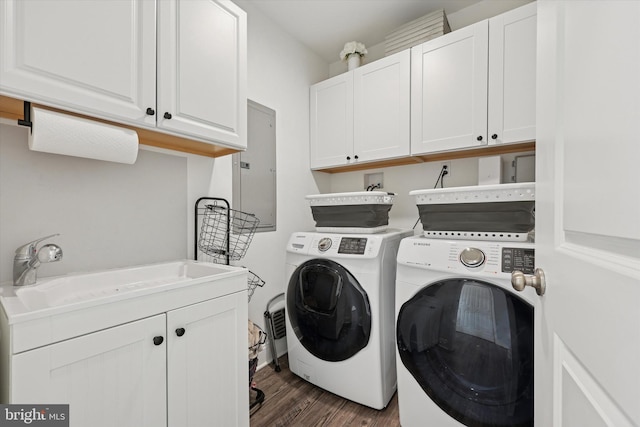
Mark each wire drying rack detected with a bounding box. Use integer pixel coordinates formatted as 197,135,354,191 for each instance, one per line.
194,197,264,301
195,197,260,263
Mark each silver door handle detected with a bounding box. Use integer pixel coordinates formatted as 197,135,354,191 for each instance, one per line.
511,269,546,296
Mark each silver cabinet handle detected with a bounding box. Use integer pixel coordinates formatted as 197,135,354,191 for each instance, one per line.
511,269,546,296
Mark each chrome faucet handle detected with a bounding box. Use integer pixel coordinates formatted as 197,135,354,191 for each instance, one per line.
14,234,60,259
38,244,63,263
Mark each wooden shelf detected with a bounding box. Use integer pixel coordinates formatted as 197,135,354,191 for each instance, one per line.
0,95,240,158
313,141,536,173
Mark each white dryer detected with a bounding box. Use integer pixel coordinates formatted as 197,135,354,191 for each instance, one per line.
395,236,536,426
285,229,412,410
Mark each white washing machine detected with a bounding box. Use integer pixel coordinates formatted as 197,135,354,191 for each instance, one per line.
395,236,536,426
285,229,412,410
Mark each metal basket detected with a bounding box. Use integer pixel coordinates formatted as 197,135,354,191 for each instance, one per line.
247,270,265,302
198,202,260,262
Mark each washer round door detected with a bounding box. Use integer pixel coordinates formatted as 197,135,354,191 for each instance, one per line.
397,278,534,427
287,259,371,362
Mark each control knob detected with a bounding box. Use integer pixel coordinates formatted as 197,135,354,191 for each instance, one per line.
318,237,332,252
460,247,485,268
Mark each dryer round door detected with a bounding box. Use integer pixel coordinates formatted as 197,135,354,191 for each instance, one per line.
287,259,371,362
397,278,534,427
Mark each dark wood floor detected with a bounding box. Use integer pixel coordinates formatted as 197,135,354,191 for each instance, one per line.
250,355,401,427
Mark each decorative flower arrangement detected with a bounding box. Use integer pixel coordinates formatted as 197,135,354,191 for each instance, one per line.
339,41,368,61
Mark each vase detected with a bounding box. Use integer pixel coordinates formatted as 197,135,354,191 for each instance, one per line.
347,54,361,71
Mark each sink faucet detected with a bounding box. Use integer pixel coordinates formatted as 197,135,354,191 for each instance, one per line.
13,234,63,286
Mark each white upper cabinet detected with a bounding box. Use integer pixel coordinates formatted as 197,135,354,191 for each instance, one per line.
0,0,157,126
309,72,354,169
354,50,411,163
488,2,536,145
310,50,410,169
411,2,536,155
158,0,247,148
411,21,489,155
0,0,247,150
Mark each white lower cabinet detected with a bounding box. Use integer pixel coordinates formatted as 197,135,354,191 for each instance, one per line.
8,292,248,427
12,315,167,427
167,293,248,427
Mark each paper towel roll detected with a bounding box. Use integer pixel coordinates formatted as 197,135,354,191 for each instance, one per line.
28,107,139,164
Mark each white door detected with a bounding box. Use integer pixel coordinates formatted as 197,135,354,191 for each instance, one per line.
353,50,410,163
535,2,640,426
167,292,249,427
309,73,354,169
488,2,536,145
11,315,167,427
0,0,156,126
157,0,247,148
411,20,488,154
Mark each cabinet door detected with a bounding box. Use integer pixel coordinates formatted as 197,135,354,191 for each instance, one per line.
411,20,489,154
309,73,354,169
488,2,537,145
167,291,249,427
354,50,410,162
157,0,247,149
11,315,166,427
0,0,156,126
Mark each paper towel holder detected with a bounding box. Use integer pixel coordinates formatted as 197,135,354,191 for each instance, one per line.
17,101,33,132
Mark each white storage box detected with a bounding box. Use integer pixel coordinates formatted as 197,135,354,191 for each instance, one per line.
384,9,451,56
410,183,535,241
306,191,396,233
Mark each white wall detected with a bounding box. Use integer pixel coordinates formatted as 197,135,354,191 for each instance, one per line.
0,122,182,280
0,121,231,282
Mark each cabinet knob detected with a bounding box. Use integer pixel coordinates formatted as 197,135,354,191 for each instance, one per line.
175,328,186,337
354,155,359,160
153,336,164,346
346,156,351,161
492,134,498,140
146,107,155,116
477,135,483,141
164,112,172,120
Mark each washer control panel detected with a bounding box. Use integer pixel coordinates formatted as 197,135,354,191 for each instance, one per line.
338,237,368,255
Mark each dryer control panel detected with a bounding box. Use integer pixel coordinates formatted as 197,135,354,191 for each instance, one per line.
397,236,535,279
501,247,535,274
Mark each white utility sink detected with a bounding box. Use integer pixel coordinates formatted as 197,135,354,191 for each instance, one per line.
13,260,235,311
0,259,247,356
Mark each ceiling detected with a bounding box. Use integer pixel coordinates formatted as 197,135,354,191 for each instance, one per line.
235,0,484,63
